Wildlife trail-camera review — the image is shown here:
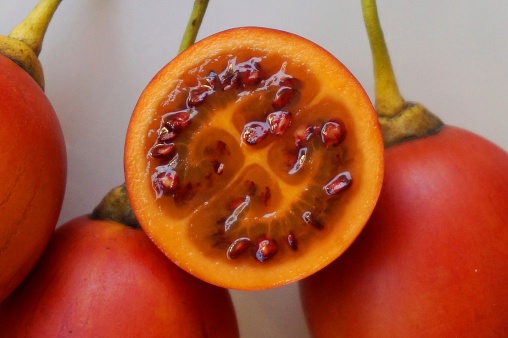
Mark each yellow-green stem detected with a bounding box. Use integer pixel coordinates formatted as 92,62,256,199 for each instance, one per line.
0,0,62,89
361,0,404,117
178,0,209,53
361,0,443,147
8,0,62,56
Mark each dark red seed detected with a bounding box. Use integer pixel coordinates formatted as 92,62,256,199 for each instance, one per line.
235,57,263,86
241,121,270,145
211,160,225,175
321,120,347,147
158,127,177,142
205,71,219,88
154,170,179,195
323,171,352,196
187,85,214,107
279,77,300,88
227,237,252,259
302,211,323,229
294,125,317,147
223,71,241,90
267,111,292,135
287,232,298,251
163,110,194,131
288,147,307,175
244,180,257,196
216,140,230,156
228,197,246,211
272,86,296,110
219,60,241,91
255,237,278,262
259,186,271,206
241,68,261,86
224,195,251,232
149,143,175,159
172,182,198,205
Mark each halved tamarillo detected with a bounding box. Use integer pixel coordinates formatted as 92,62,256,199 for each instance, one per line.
124,27,384,290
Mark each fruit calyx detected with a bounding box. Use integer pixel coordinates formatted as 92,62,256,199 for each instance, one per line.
362,0,443,147
0,0,62,89
91,184,139,228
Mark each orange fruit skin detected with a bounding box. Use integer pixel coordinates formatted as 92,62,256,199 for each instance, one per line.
300,126,508,337
124,27,384,290
0,54,66,302
0,215,240,338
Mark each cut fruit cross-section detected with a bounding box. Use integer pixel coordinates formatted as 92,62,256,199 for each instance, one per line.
124,27,384,290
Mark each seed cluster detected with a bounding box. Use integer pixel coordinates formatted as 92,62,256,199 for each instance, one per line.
147,56,352,264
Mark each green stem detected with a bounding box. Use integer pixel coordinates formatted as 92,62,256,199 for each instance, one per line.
178,0,209,53
8,0,62,57
361,0,443,147
361,0,404,117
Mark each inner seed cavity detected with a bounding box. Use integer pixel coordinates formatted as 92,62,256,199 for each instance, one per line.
148,55,355,264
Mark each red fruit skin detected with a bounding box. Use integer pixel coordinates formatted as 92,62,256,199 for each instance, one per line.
0,216,239,338
300,126,508,338
0,54,66,302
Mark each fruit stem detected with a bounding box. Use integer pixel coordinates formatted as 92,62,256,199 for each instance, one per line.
0,0,62,89
8,0,62,57
360,0,404,117
178,0,209,53
361,0,443,147
91,184,139,228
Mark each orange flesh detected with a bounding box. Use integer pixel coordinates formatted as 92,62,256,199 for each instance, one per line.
125,27,384,290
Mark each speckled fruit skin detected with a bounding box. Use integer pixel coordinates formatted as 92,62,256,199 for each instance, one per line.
300,126,508,337
0,54,66,302
0,216,239,338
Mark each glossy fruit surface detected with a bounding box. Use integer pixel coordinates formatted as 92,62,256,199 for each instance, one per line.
0,215,239,338
300,126,508,337
300,1,508,335
124,27,384,290
0,54,66,302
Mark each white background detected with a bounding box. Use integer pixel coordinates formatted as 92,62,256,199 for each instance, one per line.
2,1,507,337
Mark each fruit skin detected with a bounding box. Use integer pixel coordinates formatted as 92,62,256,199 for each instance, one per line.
300,126,508,337
0,54,66,302
0,215,240,338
